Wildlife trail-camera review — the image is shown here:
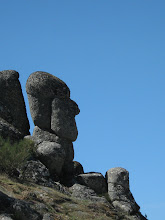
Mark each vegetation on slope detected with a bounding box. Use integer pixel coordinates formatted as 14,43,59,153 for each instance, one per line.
0,137,35,176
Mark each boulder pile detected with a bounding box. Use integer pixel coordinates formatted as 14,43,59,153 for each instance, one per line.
25,71,81,183
0,70,147,220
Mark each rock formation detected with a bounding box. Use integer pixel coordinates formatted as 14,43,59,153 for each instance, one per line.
0,70,30,140
106,167,145,219
0,70,147,220
26,71,80,182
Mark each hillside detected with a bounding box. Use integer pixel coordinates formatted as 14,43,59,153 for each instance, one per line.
0,174,146,220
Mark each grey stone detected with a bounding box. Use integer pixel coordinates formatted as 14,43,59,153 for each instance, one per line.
32,126,74,163
70,184,107,203
26,71,70,99
73,161,84,176
36,141,66,176
19,160,52,185
0,70,30,139
32,125,75,181
113,200,139,215
12,199,42,220
0,214,13,220
31,127,74,162
32,126,60,144
51,97,79,141
26,71,80,179
77,172,107,194
34,203,48,214
106,167,129,189
106,167,140,214
0,191,41,220
26,127,75,179
0,118,22,141
26,71,80,139
42,213,54,220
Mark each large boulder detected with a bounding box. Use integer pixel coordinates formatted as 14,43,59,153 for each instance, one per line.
26,126,75,180
26,71,79,141
106,167,140,215
20,160,52,184
36,141,66,176
26,71,80,179
51,97,79,141
0,70,30,140
77,172,107,194
26,71,70,130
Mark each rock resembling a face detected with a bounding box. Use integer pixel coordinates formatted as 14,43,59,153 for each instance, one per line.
51,97,80,142
26,71,80,141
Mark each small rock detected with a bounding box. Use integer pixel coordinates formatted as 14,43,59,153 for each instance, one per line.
77,172,107,194
42,213,54,220
70,183,107,203
73,161,84,176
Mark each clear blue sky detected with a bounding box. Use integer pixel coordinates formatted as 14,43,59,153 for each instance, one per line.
0,1,165,219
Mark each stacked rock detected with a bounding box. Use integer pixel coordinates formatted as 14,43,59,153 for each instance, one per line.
26,71,80,182
0,70,30,141
106,167,140,215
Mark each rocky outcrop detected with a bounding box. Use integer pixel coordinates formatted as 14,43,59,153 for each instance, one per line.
106,167,141,216
0,70,147,220
26,71,79,141
0,70,30,140
26,71,80,182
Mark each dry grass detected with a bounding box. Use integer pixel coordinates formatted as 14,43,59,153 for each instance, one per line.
0,174,120,220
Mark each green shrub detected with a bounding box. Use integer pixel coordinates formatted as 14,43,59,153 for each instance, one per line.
0,137,35,176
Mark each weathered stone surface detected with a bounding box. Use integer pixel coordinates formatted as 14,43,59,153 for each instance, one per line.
77,172,107,194
12,200,42,220
19,160,52,185
0,214,13,220
26,71,68,129
0,191,42,220
26,71,70,99
31,127,75,161
106,167,129,189
26,71,80,180
36,141,66,176
31,126,75,178
0,118,22,141
70,184,107,203
42,213,54,220
26,71,80,140
51,97,79,141
106,167,140,214
0,70,30,139
73,161,84,176
32,126,60,144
